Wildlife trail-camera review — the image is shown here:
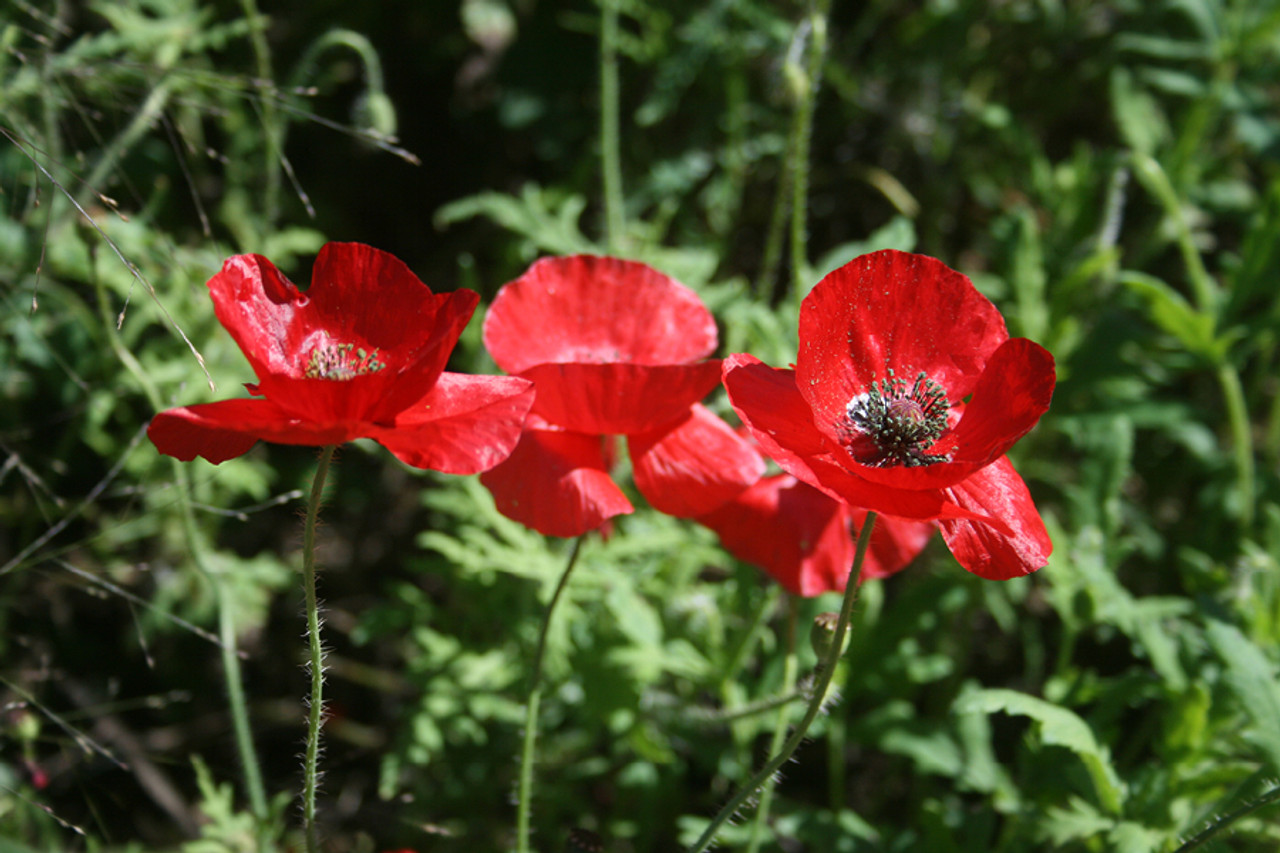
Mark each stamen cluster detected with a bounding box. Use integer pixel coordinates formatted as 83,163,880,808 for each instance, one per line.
844,369,950,467
304,339,386,380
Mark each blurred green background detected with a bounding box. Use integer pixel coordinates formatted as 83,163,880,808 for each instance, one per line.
4,0,1280,850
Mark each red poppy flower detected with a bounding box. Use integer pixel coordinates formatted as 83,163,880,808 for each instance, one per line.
479,255,763,537
722,250,1055,580
698,472,934,597
148,243,535,473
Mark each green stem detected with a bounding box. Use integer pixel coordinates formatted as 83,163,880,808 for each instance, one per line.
682,689,809,728
92,268,269,827
1173,782,1280,853
686,512,877,853
516,537,586,853
239,0,282,224
787,1,829,299
600,0,625,252
1217,362,1256,529
302,446,337,853
747,596,799,853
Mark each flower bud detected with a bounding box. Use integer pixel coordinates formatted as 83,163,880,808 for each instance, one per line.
809,611,850,662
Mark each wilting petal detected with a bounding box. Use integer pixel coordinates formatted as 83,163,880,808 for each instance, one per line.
479,428,633,537
796,250,1008,448
522,361,722,434
937,456,1051,580
630,404,764,517
367,373,535,474
483,255,717,374
699,475,855,597
148,398,354,464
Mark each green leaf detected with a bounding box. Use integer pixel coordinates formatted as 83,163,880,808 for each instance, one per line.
1119,270,1224,361
954,687,1126,814
1204,619,1280,774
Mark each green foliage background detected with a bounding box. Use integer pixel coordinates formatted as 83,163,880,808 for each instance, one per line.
3,0,1280,850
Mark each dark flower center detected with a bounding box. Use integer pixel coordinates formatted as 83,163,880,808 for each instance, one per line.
842,369,950,467
303,337,386,380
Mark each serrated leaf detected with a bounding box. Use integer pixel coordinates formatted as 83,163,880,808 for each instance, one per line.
954,688,1126,814
1119,270,1222,360
1204,619,1280,774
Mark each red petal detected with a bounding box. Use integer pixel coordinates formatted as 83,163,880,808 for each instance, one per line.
483,255,717,374
722,355,830,461
796,250,1008,447
821,338,1056,491
479,428,633,537
210,244,478,422
945,338,1056,467
523,361,722,434
853,509,934,582
699,475,855,597
723,355,986,522
630,404,765,517
937,457,1052,580
367,373,535,474
148,398,355,464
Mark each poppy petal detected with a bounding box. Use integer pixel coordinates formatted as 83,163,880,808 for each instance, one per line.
210,244,478,423
796,250,1008,446
523,361,723,434
722,355,830,461
479,428,633,537
630,404,765,517
699,474,855,597
148,398,355,464
937,456,1052,580
723,355,986,522
946,338,1056,466
853,509,935,583
366,373,535,474
484,255,717,374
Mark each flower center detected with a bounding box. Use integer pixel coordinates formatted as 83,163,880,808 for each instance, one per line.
842,369,951,467
303,337,386,380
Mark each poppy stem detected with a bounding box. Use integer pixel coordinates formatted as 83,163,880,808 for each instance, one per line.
600,0,626,251
302,445,337,853
685,512,877,853
785,0,829,301
516,536,586,853
746,595,799,853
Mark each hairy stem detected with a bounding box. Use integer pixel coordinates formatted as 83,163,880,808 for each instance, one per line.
516,537,586,853
600,0,625,251
686,512,877,853
786,0,829,299
1173,782,1280,853
302,446,337,853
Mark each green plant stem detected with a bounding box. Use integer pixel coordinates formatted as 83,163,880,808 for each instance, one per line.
687,512,877,853
1217,362,1256,528
239,0,282,224
516,536,586,853
787,0,829,299
302,445,337,853
599,0,625,252
1173,782,1280,853
92,270,269,827
747,595,798,853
